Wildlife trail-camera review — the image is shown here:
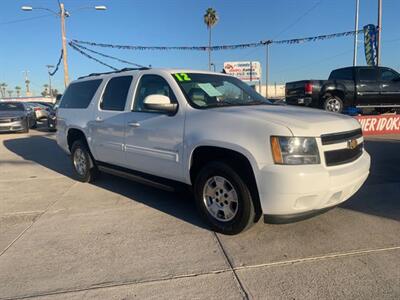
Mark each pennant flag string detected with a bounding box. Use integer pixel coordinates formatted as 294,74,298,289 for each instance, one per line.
71,28,365,52
69,42,118,70
49,49,63,76
70,42,146,68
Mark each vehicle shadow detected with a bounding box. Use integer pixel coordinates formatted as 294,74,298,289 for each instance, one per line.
3,135,400,226
3,135,207,229
339,139,400,222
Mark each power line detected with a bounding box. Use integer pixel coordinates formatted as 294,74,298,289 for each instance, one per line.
273,0,323,39
0,14,54,26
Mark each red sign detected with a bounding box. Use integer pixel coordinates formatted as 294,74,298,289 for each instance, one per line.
355,115,400,135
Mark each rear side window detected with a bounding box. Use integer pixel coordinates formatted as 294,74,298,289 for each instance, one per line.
329,68,353,80
358,68,377,81
100,76,133,111
60,79,102,109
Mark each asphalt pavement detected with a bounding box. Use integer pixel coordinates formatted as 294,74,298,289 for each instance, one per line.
0,129,399,299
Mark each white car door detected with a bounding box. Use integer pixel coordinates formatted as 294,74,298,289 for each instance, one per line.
124,74,185,181
90,75,134,167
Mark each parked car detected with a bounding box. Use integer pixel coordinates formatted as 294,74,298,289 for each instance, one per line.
26,102,50,120
0,101,36,133
30,101,54,110
285,66,400,113
47,95,62,131
56,68,370,235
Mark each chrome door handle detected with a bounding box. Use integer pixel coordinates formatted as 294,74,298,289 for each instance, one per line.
359,84,366,87
128,122,140,128
95,117,103,122
382,84,389,88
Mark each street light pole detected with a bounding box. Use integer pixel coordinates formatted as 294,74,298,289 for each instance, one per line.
353,0,360,66
377,0,382,66
60,3,69,87
22,4,107,88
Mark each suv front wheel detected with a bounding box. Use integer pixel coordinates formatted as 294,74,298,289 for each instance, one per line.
71,140,98,183
194,162,256,235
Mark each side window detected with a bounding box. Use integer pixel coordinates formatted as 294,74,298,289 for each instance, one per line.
100,76,132,111
380,69,399,81
133,75,177,112
358,68,377,81
60,79,102,109
330,68,353,80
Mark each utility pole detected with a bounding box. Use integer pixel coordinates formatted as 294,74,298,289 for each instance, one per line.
46,65,54,101
60,3,69,87
265,41,271,99
22,3,106,88
353,0,360,66
377,0,382,66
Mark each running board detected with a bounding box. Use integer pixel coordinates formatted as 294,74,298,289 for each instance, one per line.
356,104,400,108
98,165,175,192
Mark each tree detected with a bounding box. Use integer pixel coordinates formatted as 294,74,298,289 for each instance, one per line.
0,83,7,98
204,8,219,71
15,86,21,97
42,84,49,97
7,90,13,98
51,88,59,98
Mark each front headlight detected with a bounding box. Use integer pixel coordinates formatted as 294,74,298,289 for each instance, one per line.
270,136,320,165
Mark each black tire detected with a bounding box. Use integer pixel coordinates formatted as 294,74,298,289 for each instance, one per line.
323,95,344,113
31,119,37,129
70,140,98,183
194,162,256,235
21,120,29,133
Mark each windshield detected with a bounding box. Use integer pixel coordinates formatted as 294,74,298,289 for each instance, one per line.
173,73,270,109
0,102,25,111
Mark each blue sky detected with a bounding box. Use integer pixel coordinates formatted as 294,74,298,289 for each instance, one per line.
0,0,399,95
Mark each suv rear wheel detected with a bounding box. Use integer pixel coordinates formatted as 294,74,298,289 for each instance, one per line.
71,140,98,182
194,162,255,235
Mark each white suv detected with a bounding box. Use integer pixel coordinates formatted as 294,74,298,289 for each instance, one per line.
56,68,370,235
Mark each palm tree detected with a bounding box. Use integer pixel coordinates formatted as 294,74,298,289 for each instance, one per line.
0,83,7,98
204,8,218,71
15,86,21,97
7,90,13,98
43,84,49,97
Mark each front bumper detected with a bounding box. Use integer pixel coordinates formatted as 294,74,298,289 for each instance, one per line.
0,120,25,132
257,151,370,222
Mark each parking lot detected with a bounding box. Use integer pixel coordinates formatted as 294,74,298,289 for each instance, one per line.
0,127,399,299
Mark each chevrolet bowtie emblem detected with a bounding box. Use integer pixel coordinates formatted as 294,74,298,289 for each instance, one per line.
347,139,358,150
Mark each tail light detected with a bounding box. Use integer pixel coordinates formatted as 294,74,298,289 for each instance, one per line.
34,107,42,111
305,82,313,94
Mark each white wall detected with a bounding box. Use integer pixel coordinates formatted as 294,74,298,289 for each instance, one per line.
255,84,285,99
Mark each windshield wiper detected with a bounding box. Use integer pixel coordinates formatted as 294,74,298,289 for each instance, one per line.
206,100,238,107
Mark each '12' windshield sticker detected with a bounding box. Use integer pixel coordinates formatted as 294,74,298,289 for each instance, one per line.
174,73,191,82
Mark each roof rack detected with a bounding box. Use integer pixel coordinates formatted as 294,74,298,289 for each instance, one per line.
78,67,150,80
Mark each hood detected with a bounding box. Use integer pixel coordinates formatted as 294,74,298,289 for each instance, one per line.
209,104,360,137
0,111,26,118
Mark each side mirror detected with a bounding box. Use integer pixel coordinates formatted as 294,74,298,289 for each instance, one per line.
143,94,177,114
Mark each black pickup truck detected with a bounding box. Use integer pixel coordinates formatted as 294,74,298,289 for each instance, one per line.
285,66,400,113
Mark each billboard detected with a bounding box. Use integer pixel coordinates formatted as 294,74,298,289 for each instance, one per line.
364,24,378,66
223,61,261,82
